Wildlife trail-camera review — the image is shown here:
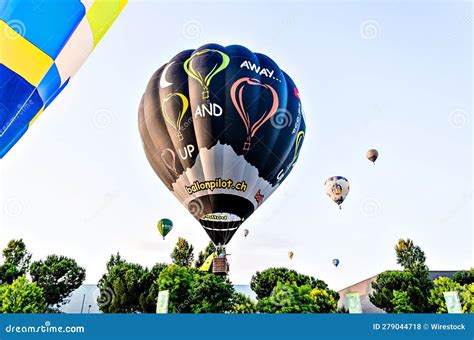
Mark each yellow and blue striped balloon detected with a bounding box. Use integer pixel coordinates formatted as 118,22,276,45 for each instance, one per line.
0,0,127,158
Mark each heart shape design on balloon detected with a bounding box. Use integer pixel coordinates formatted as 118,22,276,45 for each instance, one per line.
230,77,279,151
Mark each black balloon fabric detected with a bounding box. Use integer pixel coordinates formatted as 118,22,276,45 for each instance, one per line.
139,44,306,245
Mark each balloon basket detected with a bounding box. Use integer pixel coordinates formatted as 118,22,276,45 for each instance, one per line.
202,91,209,100
177,131,183,141
212,257,229,275
243,142,251,151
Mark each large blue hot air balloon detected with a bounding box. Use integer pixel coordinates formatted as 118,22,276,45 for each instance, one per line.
139,44,306,246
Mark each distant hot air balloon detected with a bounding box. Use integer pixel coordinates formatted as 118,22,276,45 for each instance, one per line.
0,0,127,158
139,44,306,249
366,149,379,164
288,251,294,260
324,176,350,209
332,258,340,267
243,229,249,238
157,218,173,240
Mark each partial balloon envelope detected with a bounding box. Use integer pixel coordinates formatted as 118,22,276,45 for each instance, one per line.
0,0,127,158
139,44,306,246
324,176,350,209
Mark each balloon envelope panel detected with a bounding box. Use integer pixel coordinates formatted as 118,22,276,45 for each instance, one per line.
139,44,306,245
0,0,127,158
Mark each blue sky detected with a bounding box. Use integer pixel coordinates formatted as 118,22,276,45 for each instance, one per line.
1,0,472,289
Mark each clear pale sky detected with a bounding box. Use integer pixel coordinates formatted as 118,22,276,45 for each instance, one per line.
1,0,472,289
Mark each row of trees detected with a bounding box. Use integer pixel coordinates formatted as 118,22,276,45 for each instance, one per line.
0,240,86,313
98,238,473,314
97,237,340,313
370,239,473,313
0,237,472,313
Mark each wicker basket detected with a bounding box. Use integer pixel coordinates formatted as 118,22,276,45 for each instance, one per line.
212,257,228,274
